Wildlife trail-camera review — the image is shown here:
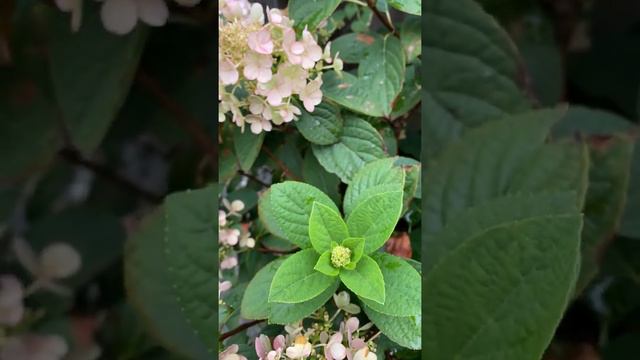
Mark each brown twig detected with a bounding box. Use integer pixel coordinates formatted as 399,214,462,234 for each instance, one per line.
366,0,397,35
58,147,163,203
219,319,264,341
136,71,217,172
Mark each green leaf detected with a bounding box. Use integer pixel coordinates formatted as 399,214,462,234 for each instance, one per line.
269,279,339,325
346,191,403,254
323,34,405,117
125,211,211,360
390,63,422,119
423,108,588,237
295,102,343,145
424,0,530,160
342,237,365,266
331,32,382,64
241,259,284,320
233,126,264,172
0,90,59,183
577,137,634,293
314,251,339,276
309,202,349,253
340,255,385,304
270,181,339,248
289,0,342,31
312,116,387,183
257,189,288,240
360,253,420,317
363,304,421,350
241,259,340,324
303,149,341,205
388,0,421,15
269,249,336,303
343,157,405,217
399,17,421,63
164,186,216,353
424,196,582,360
48,3,147,155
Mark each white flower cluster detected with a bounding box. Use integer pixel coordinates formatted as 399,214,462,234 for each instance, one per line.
54,0,202,35
248,293,377,360
218,198,255,297
0,239,82,360
218,0,342,134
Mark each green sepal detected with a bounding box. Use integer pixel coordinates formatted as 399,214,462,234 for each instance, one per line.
314,251,339,277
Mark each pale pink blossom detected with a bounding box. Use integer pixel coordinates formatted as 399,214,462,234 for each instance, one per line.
239,231,255,248
276,104,301,124
283,28,322,69
220,344,248,360
220,59,239,85
266,8,291,27
248,29,274,55
100,0,169,36
219,210,227,227
326,333,347,360
299,77,323,112
277,64,307,94
220,228,241,246
255,334,285,360
219,280,232,298
256,76,292,106
221,0,251,20
220,256,238,269
353,347,376,360
243,51,273,83
247,115,273,134
286,335,312,359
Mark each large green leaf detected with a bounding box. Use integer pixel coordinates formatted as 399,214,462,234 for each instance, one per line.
48,2,147,155
164,187,216,353
125,210,211,360
424,0,530,160
340,255,385,304
309,202,349,253
269,249,335,304
233,126,264,172
388,0,421,15
343,157,405,217
270,181,340,248
360,253,420,317
241,259,284,320
257,189,288,240
241,258,339,324
312,116,387,183
363,304,421,350
302,150,341,205
295,102,343,145
423,108,588,237
323,34,405,117
346,190,403,254
424,196,583,359
330,32,382,64
289,0,342,31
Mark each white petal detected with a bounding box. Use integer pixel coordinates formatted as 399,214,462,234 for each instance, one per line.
101,0,138,35
40,243,81,279
138,0,169,27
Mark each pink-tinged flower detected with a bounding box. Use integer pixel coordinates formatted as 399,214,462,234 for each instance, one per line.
220,228,240,246
219,280,232,298
353,347,376,360
220,256,238,269
221,0,251,20
0,334,68,360
239,231,255,248
266,8,291,27
255,334,286,360
219,210,227,227
277,64,307,94
325,333,347,360
283,28,322,69
220,344,248,360
0,275,24,326
256,76,292,106
100,0,169,36
276,104,301,124
247,3,265,25
246,115,273,134
243,51,273,83
248,29,274,55
220,59,239,85
299,77,323,112
285,335,312,359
